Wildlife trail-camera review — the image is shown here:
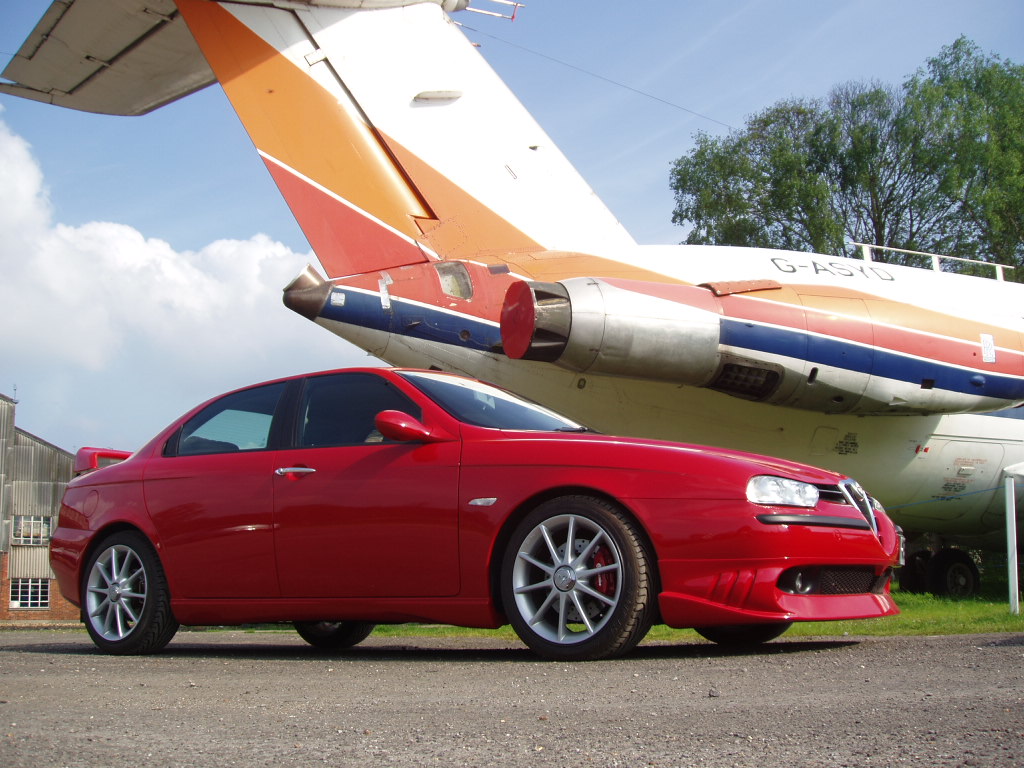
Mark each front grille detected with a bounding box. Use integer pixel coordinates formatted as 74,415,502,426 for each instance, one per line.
778,566,891,595
816,479,878,533
819,566,877,595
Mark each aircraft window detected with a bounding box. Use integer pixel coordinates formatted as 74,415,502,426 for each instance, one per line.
175,382,286,455
435,262,473,300
298,373,421,447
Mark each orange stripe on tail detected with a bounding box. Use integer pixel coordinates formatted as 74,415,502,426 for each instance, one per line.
175,0,431,276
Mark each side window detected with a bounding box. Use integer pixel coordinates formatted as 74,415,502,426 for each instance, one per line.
299,373,421,448
175,382,286,456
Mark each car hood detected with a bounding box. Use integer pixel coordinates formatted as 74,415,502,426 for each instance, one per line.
461,429,847,486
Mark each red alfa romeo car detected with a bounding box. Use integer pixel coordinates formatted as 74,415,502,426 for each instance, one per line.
52,368,901,660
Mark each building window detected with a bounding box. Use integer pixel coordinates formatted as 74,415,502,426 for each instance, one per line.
11,515,52,545
10,578,50,609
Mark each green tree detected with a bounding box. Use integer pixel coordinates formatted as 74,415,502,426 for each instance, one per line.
817,82,957,256
905,37,1024,270
670,38,1024,280
671,98,842,254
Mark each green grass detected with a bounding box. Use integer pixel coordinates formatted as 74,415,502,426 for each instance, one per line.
364,589,1024,643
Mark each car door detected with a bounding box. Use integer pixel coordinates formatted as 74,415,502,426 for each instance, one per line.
272,372,461,597
143,381,287,599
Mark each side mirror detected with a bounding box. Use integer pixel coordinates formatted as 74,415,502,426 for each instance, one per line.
374,410,451,443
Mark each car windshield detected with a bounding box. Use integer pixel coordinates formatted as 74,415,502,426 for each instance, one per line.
398,371,592,432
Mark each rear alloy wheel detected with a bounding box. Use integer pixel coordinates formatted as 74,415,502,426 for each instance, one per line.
695,622,793,646
501,496,654,661
294,621,376,650
82,531,178,654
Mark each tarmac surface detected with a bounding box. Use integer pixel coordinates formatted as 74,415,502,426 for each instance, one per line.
0,628,1022,767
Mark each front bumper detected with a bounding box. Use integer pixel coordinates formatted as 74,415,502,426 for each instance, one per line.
657,559,898,628
638,496,902,628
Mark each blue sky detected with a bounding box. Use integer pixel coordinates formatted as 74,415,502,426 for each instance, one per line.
2,0,1023,451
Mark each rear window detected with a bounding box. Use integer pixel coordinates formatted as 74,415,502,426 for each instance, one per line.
174,382,286,455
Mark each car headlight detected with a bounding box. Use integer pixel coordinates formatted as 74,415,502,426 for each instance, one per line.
746,475,819,507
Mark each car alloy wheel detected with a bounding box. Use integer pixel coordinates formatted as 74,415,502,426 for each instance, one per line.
82,531,178,654
501,496,654,660
694,622,793,646
294,621,376,650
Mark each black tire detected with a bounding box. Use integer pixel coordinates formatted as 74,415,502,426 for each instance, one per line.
294,621,376,650
82,530,179,654
927,549,980,598
898,550,932,593
500,496,655,661
694,622,793,646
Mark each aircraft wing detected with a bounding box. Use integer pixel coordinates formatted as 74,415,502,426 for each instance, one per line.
0,0,214,116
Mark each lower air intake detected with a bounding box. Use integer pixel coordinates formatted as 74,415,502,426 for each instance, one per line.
819,567,877,595
779,566,886,595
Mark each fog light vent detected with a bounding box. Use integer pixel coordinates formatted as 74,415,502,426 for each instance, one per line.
778,567,819,595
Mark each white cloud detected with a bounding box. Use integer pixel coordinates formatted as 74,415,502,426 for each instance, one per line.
0,117,373,451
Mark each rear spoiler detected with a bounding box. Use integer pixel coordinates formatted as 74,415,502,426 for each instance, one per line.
74,447,134,476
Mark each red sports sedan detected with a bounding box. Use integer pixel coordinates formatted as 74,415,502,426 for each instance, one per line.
53,368,901,660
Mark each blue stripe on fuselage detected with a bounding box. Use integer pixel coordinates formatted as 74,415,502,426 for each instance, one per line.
720,318,1024,400
319,287,502,352
318,288,1024,401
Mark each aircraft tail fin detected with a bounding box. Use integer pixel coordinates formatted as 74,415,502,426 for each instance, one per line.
4,0,635,278
176,0,637,276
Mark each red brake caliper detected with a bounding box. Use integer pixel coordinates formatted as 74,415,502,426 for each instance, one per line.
592,545,616,596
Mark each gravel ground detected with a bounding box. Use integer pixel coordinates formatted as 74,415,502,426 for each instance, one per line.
1,628,1022,767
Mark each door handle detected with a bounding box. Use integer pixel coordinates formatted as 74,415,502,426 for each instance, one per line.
275,467,317,476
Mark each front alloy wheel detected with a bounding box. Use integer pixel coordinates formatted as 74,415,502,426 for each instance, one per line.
83,531,178,654
501,496,654,660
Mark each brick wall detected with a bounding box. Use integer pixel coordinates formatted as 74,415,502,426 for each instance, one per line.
0,552,80,623
1,395,78,625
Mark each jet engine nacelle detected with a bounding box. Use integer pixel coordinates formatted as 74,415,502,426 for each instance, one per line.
501,277,723,387
500,277,1024,416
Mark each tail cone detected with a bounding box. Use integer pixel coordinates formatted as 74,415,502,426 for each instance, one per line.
283,264,331,321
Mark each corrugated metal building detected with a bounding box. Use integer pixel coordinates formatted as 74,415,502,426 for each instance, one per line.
0,393,78,622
